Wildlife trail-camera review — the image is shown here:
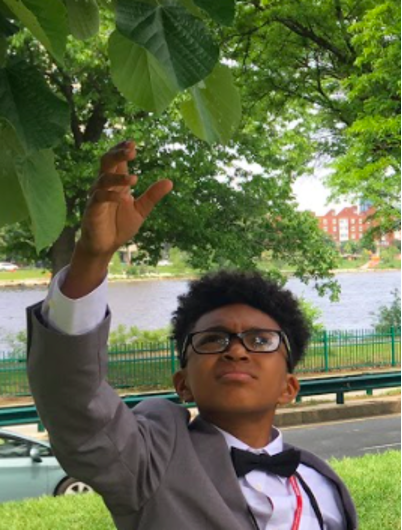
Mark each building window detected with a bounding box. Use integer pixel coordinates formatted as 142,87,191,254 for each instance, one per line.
359,219,363,224
323,219,328,225
359,226,363,232
351,219,355,224
333,219,337,224
351,226,355,232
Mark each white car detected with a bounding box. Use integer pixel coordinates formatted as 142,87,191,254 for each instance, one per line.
0,262,19,271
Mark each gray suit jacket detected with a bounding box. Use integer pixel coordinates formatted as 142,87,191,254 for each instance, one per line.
27,303,357,530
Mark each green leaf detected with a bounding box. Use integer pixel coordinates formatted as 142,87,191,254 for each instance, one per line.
0,60,69,152
193,0,235,25
16,149,66,251
116,0,219,90
0,119,66,251
180,64,241,144
3,0,68,64
65,0,99,40
109,30,178,113
0,118,28,225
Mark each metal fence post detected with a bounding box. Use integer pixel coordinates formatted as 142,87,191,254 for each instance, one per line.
169,338,177,374
391,326,396,367
323,330,329,372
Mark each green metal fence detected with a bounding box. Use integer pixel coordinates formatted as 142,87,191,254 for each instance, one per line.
0,328,400,397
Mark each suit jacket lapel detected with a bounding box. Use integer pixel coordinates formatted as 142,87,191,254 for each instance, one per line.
189,415,255,529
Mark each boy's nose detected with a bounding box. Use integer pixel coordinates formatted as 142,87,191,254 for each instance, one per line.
222,337,250,360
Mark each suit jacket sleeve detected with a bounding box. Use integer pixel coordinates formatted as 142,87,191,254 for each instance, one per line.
26,301,176,516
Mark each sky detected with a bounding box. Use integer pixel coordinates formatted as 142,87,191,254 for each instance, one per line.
292,170,352,216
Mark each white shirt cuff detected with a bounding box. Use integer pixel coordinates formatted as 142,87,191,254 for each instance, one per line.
42,265,108,335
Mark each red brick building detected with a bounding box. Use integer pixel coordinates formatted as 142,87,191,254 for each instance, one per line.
316,206,400,246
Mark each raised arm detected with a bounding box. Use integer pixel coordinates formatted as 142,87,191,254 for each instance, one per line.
27,141,175,517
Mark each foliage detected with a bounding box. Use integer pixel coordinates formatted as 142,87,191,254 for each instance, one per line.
0,452,399,530
0,14,341,298
298,298,324,335
226,0,400,234
108,324,171,347
372,289,401,332
0,0,240,250
329,2,401,232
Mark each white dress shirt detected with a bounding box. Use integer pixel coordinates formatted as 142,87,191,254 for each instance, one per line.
42,267,346,530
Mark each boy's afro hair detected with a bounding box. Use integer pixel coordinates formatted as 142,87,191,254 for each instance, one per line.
171,270,311,372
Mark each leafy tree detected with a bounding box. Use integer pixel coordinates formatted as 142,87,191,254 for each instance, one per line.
225,0,400,233
0,0,241,250
0,11,341,298
372,289,401,332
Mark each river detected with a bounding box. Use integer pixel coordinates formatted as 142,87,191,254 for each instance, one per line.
0,270,400,350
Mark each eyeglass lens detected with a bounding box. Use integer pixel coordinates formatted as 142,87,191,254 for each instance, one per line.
192,330,281,353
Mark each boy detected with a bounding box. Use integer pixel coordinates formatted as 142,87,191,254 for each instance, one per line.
27,141,357,529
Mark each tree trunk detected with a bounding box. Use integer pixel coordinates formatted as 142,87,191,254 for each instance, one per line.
50,226,77,276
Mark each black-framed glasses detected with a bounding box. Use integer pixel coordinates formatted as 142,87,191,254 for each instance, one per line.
180,329,293,371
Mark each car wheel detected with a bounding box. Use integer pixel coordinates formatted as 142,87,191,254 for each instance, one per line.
55,477,94,495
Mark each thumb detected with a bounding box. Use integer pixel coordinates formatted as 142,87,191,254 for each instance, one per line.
135,179,173,219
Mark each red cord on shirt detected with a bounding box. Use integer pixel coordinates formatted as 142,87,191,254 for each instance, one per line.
289,476,303,530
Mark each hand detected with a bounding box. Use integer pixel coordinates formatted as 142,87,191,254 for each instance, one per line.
62,141,173,298
80,140,173,258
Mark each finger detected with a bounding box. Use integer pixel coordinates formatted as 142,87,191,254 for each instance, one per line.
93,173,138,191
100,141,136,174
135,179,173,219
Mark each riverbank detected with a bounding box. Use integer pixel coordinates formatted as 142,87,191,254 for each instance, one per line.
0,267,399,288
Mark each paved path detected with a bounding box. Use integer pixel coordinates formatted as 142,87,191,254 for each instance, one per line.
283,414,401,460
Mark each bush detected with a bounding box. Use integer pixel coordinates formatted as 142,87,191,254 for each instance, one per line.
298,298,325,335
372,289,401,332
108,324,171,347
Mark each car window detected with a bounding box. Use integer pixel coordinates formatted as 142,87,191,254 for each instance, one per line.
0,436,29,458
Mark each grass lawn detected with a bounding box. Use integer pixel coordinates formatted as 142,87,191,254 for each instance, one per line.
0,269,50,281
0,451,399,529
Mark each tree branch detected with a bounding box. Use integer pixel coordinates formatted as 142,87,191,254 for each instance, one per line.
272,16,354,65
46,70,83,148
333,0,355,56
82,102,107,143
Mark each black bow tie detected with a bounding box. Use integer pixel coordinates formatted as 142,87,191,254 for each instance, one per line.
231,446,301,478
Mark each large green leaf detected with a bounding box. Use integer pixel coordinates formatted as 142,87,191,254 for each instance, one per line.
3,0,68,64
0,118,66,251
116,0,219,90
193,0,235,25
0,119,28,225
0,60,69,152
65,0,99,40
181,64,241,144
109,30,178,113
16,149,66,251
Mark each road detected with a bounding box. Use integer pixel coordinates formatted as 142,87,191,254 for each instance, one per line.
282,414,401,460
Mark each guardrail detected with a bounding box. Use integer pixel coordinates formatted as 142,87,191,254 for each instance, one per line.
0,327,400,397
0,371,399,430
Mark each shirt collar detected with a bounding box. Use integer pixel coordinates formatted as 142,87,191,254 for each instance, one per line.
213,424,284,455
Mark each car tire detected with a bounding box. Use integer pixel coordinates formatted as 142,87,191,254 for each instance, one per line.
55,477,94,495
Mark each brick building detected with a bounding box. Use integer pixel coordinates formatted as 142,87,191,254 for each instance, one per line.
316,206,399,246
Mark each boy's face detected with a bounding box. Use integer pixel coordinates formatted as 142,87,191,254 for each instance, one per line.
173,303,299,417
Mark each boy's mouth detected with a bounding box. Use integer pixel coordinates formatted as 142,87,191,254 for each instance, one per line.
215,366,257,381
219,372,255,382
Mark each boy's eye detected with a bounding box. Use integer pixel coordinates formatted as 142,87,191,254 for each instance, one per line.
193,332,228,351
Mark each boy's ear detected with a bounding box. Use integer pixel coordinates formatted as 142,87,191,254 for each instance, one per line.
173,369,194,403
277,374,300,406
